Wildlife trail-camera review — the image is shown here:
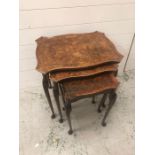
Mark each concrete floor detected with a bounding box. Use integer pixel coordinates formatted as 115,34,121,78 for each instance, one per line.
20,70,134,155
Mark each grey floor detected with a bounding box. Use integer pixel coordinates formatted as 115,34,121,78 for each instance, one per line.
20,70,134,155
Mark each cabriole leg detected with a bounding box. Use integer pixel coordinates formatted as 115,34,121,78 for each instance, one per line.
102,91,117,126
42,74,55,119
65,102,73,135
48,78,53,89
114,70,118,76
53,82,63,123
92,95,96,104
97,93,107,113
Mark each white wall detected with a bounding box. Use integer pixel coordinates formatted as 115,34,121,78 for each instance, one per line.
19,0,135,89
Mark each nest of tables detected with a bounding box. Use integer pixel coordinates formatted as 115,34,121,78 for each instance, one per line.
36,31,123,135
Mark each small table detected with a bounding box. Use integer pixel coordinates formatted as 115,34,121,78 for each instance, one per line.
59,72,119,134
35,31,123,123
50,63,118,82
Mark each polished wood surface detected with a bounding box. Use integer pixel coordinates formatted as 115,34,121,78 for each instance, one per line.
36,31,123,73
50,63,118,82
60,72,119,102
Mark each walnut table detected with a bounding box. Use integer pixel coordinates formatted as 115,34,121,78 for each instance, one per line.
35,31,123,123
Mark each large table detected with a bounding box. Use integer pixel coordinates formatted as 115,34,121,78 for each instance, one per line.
35,31,123,122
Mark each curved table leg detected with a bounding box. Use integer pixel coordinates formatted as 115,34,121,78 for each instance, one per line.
114,70,118,76
97,93,107,113
92,95,96,104
48,77,53,89
42,74,55,119
65,102,73,135
53,82,63,123
101,91,117,126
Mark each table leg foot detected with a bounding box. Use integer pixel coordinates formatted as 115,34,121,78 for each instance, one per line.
62,107,65,111
102,104,106,108
97,109,102,113
92,96,96,104
51,114,56,119
59,118,63,123
68,130,73,135
102,122,107,127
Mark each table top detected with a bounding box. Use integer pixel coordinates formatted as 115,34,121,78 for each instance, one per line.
50,63,118,82
36,31,123,73
60,72,119,102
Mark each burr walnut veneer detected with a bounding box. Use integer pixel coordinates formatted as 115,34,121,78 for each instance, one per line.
60,72,119,102
36,31,123,73
50,63,118,82
35,31,123,135
59,72,119,134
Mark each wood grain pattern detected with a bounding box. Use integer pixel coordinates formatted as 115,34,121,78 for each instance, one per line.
61,72,119,102
36,31,123,73
50,63,118,82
